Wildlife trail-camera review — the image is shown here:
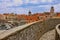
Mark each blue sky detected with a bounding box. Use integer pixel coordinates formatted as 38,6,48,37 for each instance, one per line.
0,0,60,14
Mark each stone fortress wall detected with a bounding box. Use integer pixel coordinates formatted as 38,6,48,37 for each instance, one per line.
0,18,60,40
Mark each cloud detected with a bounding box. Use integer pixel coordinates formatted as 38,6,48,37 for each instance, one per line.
0,0,23,7
24,0,54,4
41,0,53,3
38,3,60,12
0,0,55,7
0,0,11,2
0,0,60,14
37,5,52,12
53,4,60,12
0,7,29,14
12,0,23,6
27,0,54,4
29,0,39,4
24,0,29,4
25,0,54,4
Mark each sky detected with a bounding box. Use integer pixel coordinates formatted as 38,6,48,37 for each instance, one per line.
0,0,60,14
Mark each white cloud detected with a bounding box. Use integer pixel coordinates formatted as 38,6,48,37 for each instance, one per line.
48,0,53,3
24,0,29,4
38,3,60,12
0,0,24,7
0,0,60,14
24,0,54,4
41,0,53,3
29,0,39,4
1,7,29,14
13,0,23,5
0,0,54,7
53,4,60,12
41,0,46,2
23,0,39,4
38,5,52,11
0,0,11,2
38,5,52,7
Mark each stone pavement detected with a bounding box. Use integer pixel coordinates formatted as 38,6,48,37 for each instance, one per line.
39,29,55,40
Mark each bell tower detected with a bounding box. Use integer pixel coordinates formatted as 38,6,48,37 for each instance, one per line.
50,6,54,15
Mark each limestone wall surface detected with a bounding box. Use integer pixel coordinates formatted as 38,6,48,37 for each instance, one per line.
55,24,60,40
0,18,60,40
